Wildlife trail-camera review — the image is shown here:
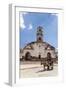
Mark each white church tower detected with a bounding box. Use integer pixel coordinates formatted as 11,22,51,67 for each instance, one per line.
37,26,43,43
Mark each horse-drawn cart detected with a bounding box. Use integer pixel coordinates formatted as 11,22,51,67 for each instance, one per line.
41,58,53,71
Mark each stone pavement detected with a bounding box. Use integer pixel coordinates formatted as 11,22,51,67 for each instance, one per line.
19,61,58,78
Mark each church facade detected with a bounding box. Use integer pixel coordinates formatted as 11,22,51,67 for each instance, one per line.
20,26,57,61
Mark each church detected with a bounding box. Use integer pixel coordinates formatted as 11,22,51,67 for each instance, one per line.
20,26,57,61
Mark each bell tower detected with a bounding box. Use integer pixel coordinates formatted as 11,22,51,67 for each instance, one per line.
36,26,43,43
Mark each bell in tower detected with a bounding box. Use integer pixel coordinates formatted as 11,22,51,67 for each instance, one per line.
36,26,43,43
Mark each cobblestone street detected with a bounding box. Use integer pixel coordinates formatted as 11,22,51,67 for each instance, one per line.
19,61,58,78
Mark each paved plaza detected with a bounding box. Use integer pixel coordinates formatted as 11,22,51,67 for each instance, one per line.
19,61,58,78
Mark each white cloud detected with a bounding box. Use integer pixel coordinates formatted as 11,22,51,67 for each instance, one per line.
28,24,33,30
20,13,33,30
20,14,26,29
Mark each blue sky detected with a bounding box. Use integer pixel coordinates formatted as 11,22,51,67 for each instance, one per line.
20,12,58,48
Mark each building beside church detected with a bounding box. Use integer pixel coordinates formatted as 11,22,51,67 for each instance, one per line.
20,26,57,61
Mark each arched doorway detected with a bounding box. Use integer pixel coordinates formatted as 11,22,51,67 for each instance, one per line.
47,52,51,60
25,52,31,60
